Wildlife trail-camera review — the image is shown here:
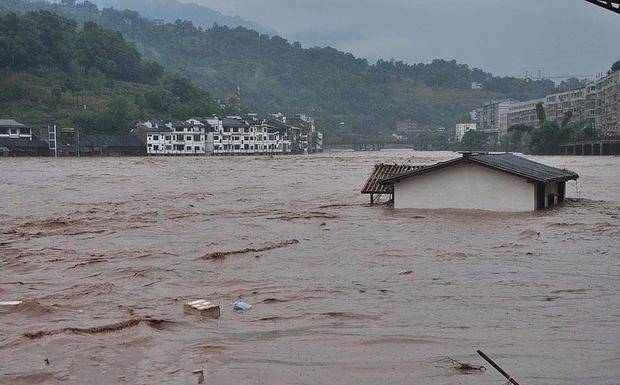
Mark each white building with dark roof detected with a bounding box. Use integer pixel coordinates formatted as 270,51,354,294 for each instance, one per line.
378,153,578,212
146,120,208,155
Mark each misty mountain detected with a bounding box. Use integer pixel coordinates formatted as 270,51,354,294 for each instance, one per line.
91,0,277,35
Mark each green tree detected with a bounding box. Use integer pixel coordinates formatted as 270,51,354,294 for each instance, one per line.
460,130,488,151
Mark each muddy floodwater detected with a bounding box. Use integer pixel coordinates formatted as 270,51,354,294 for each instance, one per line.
1,150,619,385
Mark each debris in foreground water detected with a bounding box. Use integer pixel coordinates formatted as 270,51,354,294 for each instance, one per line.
184,300,221,319
24,318,170,339
431,356,486,374
193,369,205,384
201,239,299,260
0,300,23,307
233,301,252,311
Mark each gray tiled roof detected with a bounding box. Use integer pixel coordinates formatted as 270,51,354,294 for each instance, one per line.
471,153,578,183
381,153,578,185
0,119,26,128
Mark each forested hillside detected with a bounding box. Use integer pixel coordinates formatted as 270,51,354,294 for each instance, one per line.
0,10,220,132
92,0,277,35
1,0,558,141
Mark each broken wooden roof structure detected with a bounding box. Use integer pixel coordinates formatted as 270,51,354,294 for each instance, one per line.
361,163,425,202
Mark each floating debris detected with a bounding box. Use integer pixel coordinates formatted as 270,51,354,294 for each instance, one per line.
193,369,205,384
201,239,299,260
431,356,486,374
0,300,23,306
398,270,414,275
233,301,252,311
24,318,169,339
184,300,221,319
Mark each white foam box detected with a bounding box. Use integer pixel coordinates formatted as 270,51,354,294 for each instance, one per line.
183,299,220,319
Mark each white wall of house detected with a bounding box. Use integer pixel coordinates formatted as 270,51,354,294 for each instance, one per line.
393,162,536,212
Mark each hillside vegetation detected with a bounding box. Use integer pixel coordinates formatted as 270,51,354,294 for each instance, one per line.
0,10,220,133
1,0,558,141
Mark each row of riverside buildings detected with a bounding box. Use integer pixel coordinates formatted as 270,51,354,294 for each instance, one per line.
456,68,620,142
0,113,323,157
134,114,323,156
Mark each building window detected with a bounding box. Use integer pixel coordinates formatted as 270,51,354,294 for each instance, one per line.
165,135,171,141
165,145,172,150
213,135,219,140
153,145,159,150
234,145,240,150
193,135,200,141
153,135,159,141
244,144,249,150
186,136,192,141
233,128,239,133
186,146,192,151
10,128,18,135
195,146,200,151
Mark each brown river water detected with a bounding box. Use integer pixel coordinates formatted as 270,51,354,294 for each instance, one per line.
1,150,619,385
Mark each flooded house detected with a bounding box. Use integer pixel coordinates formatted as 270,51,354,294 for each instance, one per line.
365,153,579,212
0,119,49,156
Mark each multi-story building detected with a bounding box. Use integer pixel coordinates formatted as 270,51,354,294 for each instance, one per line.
477,99,518,138
507,98,545,130
544,88,588,124
454,123,477,142
596,69,620,138
212,117,291,155
146,121,208,155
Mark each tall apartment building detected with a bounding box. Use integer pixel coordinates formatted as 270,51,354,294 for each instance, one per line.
507,98,545,130
505,70,619,138
544,88,588,123
596,70,620,138
477,99,518,138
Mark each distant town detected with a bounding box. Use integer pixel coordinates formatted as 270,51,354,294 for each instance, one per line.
391,66,620,155
0,113,323,157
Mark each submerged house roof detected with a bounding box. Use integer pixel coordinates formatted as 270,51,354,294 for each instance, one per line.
381,153,579,185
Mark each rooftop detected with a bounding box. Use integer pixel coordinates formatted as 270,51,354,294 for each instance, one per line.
0,119,26,128
381,153,579,185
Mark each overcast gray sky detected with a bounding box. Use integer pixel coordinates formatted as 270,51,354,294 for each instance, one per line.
194,0,619,78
